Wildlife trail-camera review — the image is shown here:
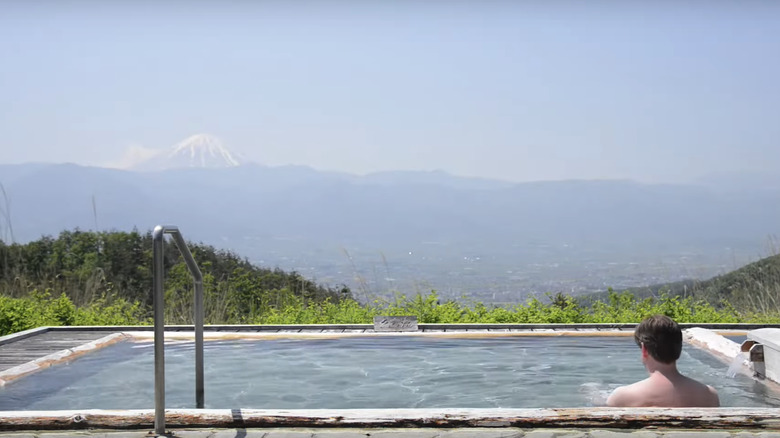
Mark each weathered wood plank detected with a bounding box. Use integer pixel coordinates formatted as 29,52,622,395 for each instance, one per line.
0,408,779,431
0,355,52,360
0,331,123,374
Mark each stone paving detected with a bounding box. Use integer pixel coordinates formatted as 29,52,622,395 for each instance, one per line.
3,429,780,438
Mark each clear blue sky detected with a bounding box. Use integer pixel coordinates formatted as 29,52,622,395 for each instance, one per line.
1,1,778,182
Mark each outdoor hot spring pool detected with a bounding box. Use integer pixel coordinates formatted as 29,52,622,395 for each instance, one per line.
1,335,777,410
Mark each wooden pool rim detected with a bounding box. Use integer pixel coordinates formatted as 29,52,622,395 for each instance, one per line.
1,324,779,432
2,323,775,341
0,408,779,431
0,324,767,387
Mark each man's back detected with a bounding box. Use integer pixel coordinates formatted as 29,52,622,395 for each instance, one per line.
607,315,720,408
607,372,720,407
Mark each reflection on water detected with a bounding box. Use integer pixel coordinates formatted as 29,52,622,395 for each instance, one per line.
0,336,778,410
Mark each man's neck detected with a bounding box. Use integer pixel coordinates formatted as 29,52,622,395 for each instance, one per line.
645,360,680,378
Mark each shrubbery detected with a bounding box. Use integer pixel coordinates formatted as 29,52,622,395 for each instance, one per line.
0,230,352,328
2,230,780,337
253,290,780,326
4,288,779,336
0,290,147,335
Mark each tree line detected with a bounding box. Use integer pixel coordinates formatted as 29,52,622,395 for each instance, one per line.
2,229,779,336
0,229,352,326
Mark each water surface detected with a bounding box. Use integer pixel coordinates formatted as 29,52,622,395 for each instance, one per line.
0,336,776,410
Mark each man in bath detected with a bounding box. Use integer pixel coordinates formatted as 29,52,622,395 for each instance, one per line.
606,314,720,407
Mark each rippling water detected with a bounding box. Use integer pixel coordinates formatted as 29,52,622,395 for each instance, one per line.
1,335,778,410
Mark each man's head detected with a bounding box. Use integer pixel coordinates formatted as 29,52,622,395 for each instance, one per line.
634,314,682,364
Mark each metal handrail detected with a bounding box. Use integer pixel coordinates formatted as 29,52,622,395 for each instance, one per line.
152,225,205,436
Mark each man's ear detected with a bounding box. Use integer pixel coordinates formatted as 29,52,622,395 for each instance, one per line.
640,342,649,359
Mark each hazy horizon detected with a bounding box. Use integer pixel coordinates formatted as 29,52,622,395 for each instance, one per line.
2,1,779,184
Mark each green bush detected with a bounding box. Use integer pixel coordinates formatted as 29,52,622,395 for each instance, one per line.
4,288,780,337
0,290,147,336
239,290,773,327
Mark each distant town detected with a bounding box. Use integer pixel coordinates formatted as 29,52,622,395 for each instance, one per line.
239,237,759,304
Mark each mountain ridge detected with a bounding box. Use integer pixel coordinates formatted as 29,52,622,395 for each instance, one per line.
1,162,778,302
580,252,780,313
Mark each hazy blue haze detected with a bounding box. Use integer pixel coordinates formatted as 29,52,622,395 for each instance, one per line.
2,162,779,301
1,1,779,182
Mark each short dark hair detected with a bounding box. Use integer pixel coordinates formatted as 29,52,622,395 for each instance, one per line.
634,314,682,364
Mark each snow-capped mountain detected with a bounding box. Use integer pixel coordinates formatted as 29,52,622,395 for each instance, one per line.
130,134,246,171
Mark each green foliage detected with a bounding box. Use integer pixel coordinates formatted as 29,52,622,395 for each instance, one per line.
2,286,779,337
0,229,353,329
0,290,147,335
587,290,741,323
583,254,780,315
3,229,780,336
244,289,777,326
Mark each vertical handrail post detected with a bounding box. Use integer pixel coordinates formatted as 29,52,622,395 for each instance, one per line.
152,226,166,436
194,281,204,408
171,232,205,408
152,225,206,436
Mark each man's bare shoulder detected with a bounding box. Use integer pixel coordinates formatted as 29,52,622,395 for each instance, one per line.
606,386,629,407
607,377,720,408
606,380,650,407
703,383,720,407
679,375,720,407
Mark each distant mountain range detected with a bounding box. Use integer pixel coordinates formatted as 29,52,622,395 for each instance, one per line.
1,140,779,301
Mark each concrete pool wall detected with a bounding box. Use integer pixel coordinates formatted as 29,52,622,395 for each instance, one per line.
0,323,779,436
